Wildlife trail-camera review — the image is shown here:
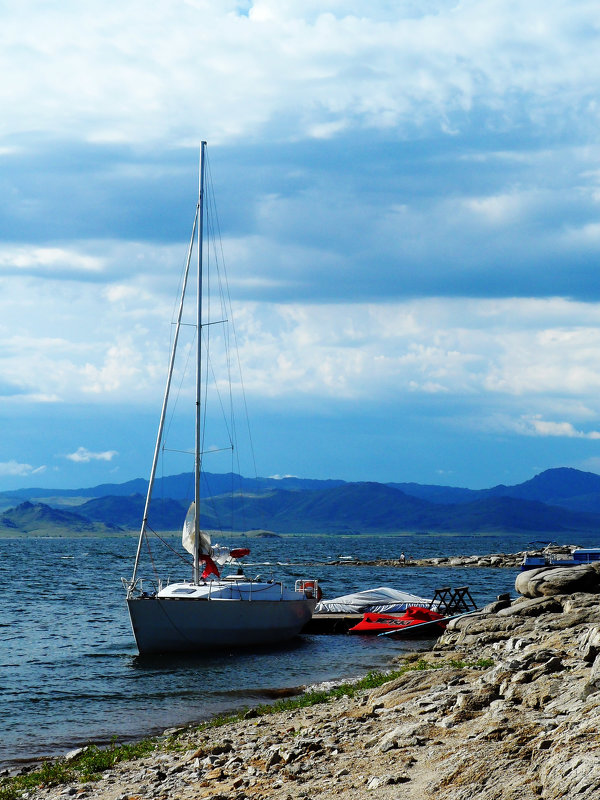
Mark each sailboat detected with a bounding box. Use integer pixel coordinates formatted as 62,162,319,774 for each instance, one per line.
125,142,318,654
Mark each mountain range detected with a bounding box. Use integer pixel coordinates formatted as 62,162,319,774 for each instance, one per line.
2,466,600,536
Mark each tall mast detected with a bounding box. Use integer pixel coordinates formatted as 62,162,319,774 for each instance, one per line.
193,141,207,584
129,177,199,589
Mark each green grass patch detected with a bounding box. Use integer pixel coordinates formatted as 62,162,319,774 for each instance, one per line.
194,655,494,734
0,739,156,799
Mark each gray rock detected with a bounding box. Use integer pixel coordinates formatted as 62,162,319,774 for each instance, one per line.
561,592,600,612
579,626,600,662
481,596,513,613
588,653,600,688
540,608,599,631
265,748,282,769
515,567,548,596
498,596,562,617
516,565,600,599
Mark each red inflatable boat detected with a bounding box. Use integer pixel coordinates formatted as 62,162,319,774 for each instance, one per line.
348,605,446,635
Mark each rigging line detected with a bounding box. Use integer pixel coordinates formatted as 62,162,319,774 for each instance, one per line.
201,479,225,534
130,202,199,585
163,325,197,447
164,210,201,427
200,327,235,447
205,153,260,536
225,461,241,533
205,155,259,484
145,523,193,566
205,160,231,352
201,188,235,449
203,319,228,327
205,158,234,409
200,323,209,478
199,189,211,481
143,529,161,586
151,203,201,475
164,334,224,451
201,468,239,537
166,231,195,363
205,153,259,536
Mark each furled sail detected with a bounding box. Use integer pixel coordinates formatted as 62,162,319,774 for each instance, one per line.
181,502,211,555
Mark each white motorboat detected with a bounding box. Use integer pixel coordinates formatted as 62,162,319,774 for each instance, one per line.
125,142,317,654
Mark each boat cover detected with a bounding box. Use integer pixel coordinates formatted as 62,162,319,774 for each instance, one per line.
315,586,431,614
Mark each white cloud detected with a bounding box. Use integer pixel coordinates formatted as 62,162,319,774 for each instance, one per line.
516,415,600,440
484,326,600,396
0,1,599,144
463,193,526,225
0,246,102,275
4,285,600,420
1,3,600,490
0,241,182,286
66,447,118,463
81,341,144,394
213,298,600,440
0,460,46,477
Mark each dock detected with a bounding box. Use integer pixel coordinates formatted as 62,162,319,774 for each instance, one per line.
302,614,363,634
303,586,479,635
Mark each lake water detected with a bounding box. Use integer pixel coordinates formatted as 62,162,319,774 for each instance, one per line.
2,530,597,770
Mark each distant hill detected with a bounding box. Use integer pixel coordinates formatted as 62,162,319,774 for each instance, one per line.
393,467,600,513
79,494,188,531
0,501,121,536
2,467,600,536
482,467,600,513
2,471,347,503
433,495,599,533
191,482,436,534
32,480,600,535
388,482,479,505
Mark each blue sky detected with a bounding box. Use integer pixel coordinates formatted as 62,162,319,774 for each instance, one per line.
2,0,600,491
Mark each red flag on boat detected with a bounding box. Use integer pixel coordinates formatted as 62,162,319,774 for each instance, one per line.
229,548,250,559
200,555,220,579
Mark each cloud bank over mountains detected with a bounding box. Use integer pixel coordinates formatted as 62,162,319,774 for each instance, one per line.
1,0,600,489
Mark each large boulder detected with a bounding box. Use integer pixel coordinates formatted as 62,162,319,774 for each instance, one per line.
497,596,562,617
515,565,600,599
514,567,547,596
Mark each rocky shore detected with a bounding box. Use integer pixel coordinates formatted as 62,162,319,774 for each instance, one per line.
21,562,600,800
337,544,581,569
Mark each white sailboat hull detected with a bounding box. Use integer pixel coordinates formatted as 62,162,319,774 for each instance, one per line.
127,595,316,654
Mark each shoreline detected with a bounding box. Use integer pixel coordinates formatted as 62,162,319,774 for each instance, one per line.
2,649,420,777
330,544,586,569
1,538,522,782
9,561,600,800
